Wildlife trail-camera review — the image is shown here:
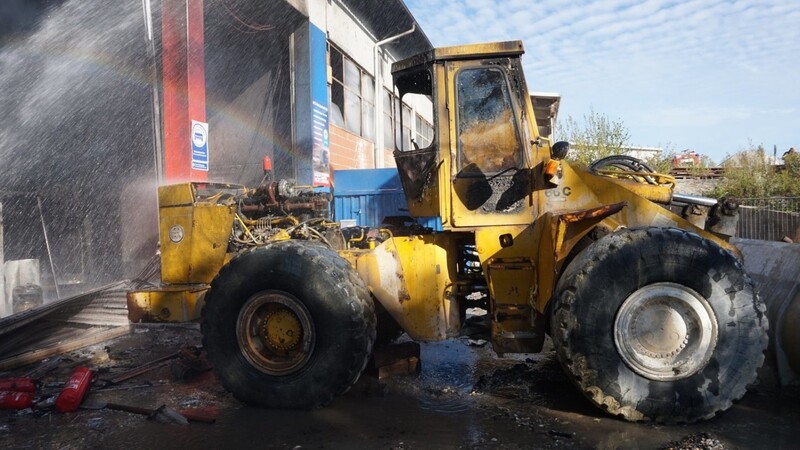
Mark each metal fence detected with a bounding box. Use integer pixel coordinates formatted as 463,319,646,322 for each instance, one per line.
737,197,800,241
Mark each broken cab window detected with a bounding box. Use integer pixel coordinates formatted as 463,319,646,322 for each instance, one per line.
456,67,522,175
394,69,434,152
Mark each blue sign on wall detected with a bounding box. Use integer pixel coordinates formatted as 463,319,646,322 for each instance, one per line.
309,24,330,187
191,120,209,171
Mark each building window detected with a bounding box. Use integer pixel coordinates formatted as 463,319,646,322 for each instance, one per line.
383,88,429,152
329,45,374,141
415,114,433,148
383,88,394,151
384,89,412,152
395,100,412,151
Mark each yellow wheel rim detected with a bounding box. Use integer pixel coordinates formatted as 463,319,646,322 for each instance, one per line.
236,290,314,375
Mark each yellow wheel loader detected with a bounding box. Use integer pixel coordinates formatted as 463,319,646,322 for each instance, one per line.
129,41,767,422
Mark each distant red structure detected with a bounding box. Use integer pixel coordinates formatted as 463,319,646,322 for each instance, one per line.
673,150,702,168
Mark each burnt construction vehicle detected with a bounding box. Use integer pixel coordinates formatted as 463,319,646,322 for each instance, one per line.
129,41,767,423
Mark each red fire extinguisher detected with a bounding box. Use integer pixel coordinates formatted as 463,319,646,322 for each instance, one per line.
0,391,34,410
55,367,93,413
0,378,36,393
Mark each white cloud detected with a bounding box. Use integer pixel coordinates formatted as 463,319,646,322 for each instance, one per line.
405,0,800,161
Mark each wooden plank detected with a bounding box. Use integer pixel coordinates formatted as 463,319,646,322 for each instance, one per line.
0,325,132,371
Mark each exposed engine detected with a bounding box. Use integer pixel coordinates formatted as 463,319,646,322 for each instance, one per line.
214,179,343,251
239,179,330,221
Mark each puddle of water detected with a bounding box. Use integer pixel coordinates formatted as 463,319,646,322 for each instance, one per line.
89,340,545,449
92,392,534,450
8,336,800,450
408,340,479,414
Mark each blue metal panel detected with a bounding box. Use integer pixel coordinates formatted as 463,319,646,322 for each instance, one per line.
333,169,442,231
334,168,402,195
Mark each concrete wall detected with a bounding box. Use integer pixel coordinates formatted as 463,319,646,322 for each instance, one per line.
673,178,719,196
326,4,376,79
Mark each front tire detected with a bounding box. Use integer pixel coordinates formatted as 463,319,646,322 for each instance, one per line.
202,241,376,409
550,228,767,422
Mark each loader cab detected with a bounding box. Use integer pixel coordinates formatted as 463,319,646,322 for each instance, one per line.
392,41,548,229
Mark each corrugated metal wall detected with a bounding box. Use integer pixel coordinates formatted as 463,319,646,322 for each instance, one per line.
333,168,441,230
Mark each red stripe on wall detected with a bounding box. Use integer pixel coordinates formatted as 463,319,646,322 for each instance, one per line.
162,0,207,182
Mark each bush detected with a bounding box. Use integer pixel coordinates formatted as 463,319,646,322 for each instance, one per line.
645,149,676,174
711,145,800,198
557,108,630,166
776,152,800,196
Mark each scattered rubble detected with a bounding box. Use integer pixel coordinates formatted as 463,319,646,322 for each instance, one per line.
472,356,576,409
0,326,797,449
0,282,132,372
0,323,218,448
661,432,725,450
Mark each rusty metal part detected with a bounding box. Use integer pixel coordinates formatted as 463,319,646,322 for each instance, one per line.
170,347,212,381
95,382,158,392
708,196,740,237
614,282,718,381
681,203,710,229
240,202,317,214
561,202,626,223
127,287,207,323
105,350,182,385
240,179,330,219
81,398,215,424
236,291,314,375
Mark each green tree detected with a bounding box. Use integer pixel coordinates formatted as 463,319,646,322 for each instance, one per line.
709,144,798,198
776,152,800,196
644,143,676,174
557,108,631,166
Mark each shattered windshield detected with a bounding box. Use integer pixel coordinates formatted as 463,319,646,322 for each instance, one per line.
456,67,522,175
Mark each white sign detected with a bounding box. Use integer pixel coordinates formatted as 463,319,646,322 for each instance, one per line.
191,120,209,171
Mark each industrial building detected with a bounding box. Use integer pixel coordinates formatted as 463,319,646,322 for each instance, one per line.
1,0,595,316
0,0,433,314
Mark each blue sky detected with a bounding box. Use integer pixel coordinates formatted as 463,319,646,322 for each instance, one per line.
404,0,800,164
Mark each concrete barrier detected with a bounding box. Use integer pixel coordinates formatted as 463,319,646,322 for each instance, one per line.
733,238,800,385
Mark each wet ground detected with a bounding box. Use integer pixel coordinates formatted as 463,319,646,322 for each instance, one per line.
1,324,798,449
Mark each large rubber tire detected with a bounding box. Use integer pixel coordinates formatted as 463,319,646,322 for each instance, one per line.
201,240,376,409
550,227,768,422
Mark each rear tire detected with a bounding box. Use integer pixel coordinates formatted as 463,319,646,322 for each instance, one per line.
550,228,767,422
202,241,376,409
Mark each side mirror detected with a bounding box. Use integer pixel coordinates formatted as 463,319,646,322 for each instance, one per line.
551,141,570,160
